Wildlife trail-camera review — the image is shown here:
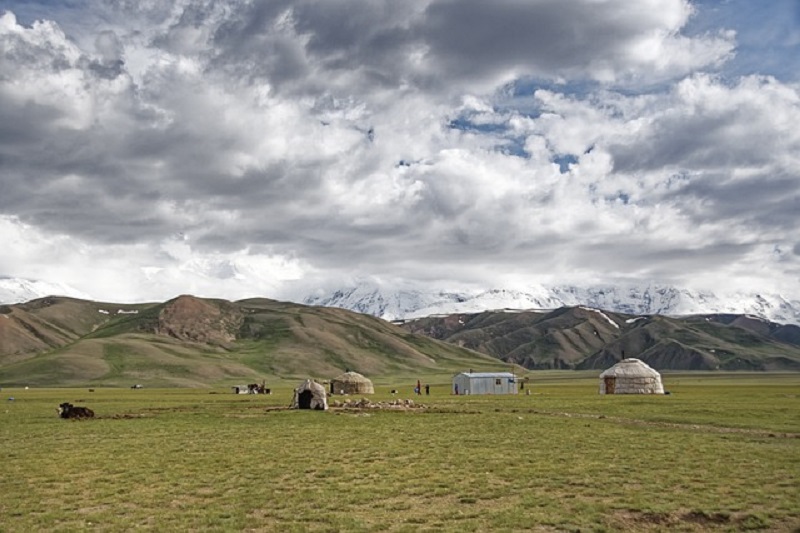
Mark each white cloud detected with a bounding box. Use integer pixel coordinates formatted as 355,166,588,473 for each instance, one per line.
0,1,798,303
0,215,309,302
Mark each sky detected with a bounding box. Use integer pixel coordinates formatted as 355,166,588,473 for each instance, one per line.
0,0,799,303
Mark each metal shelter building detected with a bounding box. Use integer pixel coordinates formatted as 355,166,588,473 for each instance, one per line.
452,372,518,395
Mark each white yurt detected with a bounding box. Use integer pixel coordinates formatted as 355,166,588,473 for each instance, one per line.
599,358,664,395
290,379,329,410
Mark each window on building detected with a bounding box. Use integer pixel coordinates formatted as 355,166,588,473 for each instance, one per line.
495,378,501,385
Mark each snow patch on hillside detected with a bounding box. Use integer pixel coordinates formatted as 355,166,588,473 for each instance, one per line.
579,306,620,329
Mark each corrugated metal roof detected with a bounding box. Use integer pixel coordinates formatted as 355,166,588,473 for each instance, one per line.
458,372,516,378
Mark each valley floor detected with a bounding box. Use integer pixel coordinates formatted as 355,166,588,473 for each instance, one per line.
1,373,799,531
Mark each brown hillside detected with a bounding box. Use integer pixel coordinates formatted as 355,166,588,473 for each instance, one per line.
402,307,800,371
0,296,118,363
0,295,501,387
405,307,626,369
154,295,244,346
0,305,72,363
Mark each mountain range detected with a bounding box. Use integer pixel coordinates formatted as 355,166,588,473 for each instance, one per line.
1,292,799,389
399,306,800,371
300,282,800,371
3,276,799,326
301,281,800,325
2,277,800,385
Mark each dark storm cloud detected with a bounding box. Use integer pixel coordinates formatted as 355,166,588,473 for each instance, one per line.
610,111,776,173
575,238,755,270
205,1,418,93
199,0,714,96
661,173,800,231
0,99,64,146
203,1,310,89
418,0,635,81
88,57,125,79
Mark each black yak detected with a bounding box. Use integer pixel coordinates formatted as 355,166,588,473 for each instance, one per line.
57,402,94,419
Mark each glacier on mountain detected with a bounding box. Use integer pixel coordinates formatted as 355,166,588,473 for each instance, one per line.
2,274,798,326
0,277,90,304
302,282,800,325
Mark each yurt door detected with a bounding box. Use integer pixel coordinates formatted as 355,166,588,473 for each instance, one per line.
298,390,313,409
604,377,616,394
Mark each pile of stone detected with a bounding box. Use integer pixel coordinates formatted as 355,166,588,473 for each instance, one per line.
330,398,426,410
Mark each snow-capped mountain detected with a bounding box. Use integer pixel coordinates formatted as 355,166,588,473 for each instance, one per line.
4,273,798,326
302,282,800,325
0,277,91,304
299,283,479,320
548,285,800,325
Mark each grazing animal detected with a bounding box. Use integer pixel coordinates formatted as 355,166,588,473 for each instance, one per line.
246,383,270,394
57,402,94,419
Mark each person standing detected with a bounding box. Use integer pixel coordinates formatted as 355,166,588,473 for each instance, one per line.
425,384,430,395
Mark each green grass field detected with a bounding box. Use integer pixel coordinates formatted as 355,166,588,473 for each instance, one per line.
1,373,798,532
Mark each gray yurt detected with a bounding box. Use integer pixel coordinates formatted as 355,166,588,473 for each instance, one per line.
599,358,664,395
291,379,329,410
330,371,374,395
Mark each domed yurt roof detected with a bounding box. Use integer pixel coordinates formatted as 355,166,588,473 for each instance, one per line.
599,358,664,394
331,371,374,395
600,358,660,378
291,379,328,410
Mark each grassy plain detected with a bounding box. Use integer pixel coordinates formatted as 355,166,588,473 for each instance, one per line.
1,373,798,532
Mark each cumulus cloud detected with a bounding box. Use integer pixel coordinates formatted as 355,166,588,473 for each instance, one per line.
0,215,307,302
0,1,798,302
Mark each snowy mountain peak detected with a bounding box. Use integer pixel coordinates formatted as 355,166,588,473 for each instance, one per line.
0,277,91,304
303,282,800,325
302,281,476,321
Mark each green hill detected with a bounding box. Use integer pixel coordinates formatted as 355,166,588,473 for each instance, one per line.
6,296,797,387
0,295,504,387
